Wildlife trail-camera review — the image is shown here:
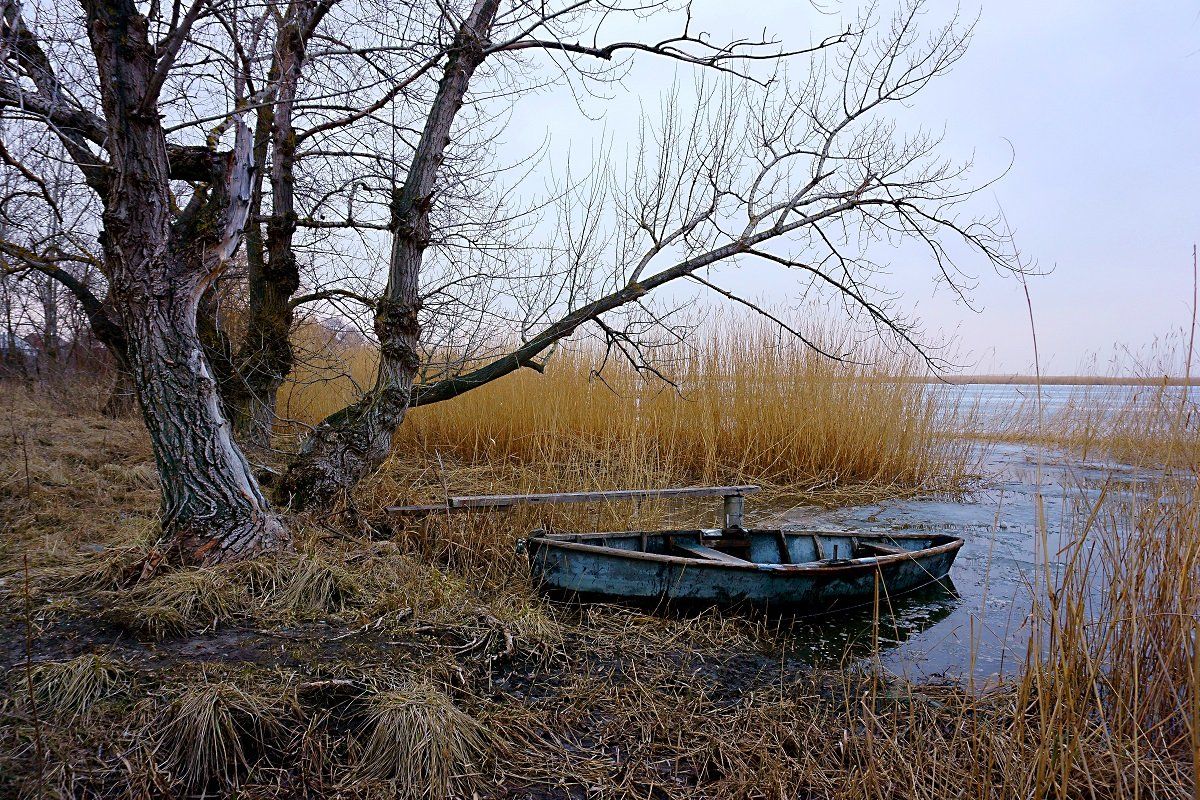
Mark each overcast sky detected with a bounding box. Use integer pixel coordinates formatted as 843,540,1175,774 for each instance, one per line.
495,1,1200,374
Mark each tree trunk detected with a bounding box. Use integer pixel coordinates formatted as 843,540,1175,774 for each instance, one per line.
278,0,499,511
276,311,415,510
197,280,240,422
37,272,58,379
85,0,287,565
120,282,287,564
227,241,295,448
227,0,328,449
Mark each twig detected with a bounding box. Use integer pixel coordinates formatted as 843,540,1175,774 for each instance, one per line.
23,554,45,793
8,413,30,497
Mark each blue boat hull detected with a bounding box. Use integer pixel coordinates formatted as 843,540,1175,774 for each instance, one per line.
527,529,963,611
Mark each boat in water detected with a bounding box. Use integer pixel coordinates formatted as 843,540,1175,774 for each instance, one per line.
389,483,963,611
524,528,963,610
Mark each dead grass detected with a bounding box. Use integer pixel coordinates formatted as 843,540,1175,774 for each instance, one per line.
282,316,984,509
156,676,289,792
350,682,492,797
20,654,129,721
973,334,1200,468
1,365,1198,798
1019,471,1200,787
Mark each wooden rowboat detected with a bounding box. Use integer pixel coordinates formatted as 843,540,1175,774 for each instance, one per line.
388,483,963,610
524,528,964,610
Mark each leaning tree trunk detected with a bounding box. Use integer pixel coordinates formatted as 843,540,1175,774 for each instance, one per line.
276,298,417,509
84,0,287,565
277,0,499,511
120,277,288,563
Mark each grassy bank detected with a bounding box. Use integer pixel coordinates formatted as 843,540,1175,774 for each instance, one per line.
1,348,1197,796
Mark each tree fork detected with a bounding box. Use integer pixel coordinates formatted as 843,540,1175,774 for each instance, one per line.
279,0,499,511
82,0,288,565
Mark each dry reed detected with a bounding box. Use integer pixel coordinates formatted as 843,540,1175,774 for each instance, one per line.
282,316,982,510
976,333,1200,468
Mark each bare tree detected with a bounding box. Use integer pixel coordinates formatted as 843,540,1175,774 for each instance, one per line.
278,0,1021,509
0,0,1020,565
0,0,293,563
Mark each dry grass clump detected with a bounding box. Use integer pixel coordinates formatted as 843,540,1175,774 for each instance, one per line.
350,682,492,797
86,547,470,637
154,676,285,790
15,654,129,721
32,540,156,594
2,658,501,798
263,552,365,615
980,333,1200,468
106,565,252,638
1018,471,1200,785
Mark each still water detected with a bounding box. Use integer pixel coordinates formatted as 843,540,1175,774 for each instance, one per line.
772,383,1190,679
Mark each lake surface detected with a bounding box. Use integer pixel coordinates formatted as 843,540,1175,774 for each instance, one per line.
935,381,1200,425
769,383,1189,679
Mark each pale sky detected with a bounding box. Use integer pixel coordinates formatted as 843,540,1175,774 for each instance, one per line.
493,1,1200,374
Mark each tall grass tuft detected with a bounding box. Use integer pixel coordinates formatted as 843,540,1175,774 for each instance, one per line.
350,683,492,798
156,677,286,792
21,655,128,720
1017,471,1200,795
981,331,1200,468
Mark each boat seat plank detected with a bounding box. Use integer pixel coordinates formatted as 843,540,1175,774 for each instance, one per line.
775,530,793,564
856,541,907,557
671,541,751,564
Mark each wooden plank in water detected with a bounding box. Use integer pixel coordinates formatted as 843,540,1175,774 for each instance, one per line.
387,486,759,518
671,540,751,565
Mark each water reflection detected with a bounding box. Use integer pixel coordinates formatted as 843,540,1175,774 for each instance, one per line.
772,578,960,668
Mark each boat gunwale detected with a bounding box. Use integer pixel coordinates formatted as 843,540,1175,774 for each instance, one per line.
528,529,964,574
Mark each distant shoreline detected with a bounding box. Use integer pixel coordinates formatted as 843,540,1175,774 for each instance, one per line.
927,375,1200,387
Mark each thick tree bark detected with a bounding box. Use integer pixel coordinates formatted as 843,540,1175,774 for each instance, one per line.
196,281,240,420
84,0,286,565
123,278,287,563
279,0,499,510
